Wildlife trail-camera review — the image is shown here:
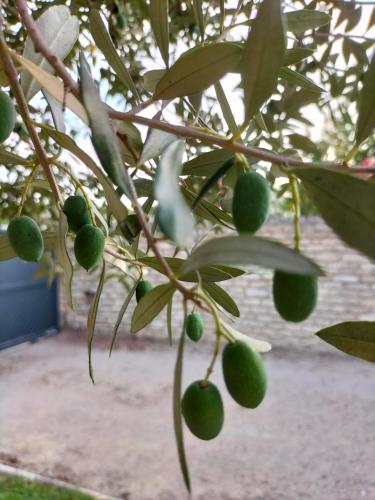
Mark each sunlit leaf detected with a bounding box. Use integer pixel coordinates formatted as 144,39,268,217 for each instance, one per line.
182,235,324,276
316,321,375,362
285,9,330,33
139,126,177,163
154,140,195,247
14,53,87,123
241,0,286,122
131,283,175,333
21,5,79,100
221,321,272,353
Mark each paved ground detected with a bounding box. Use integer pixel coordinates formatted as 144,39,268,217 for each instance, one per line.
0,330,374,500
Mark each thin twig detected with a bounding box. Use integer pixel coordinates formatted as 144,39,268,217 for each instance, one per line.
0,38,62,205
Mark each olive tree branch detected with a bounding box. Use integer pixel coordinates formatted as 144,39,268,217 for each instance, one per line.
14,0,349,171
0,30,62,205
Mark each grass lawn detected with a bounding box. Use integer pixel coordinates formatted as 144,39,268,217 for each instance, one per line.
0,473,94,499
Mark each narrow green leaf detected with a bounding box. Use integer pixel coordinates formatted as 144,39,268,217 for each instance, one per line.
181,235,324,276
214,82,239,135
285,9,330,33
87,260,106,383
182,187,233,226
143,69,166,92
131,283,175,333
167,298,173,346
316,321,375,362
21,5,79,101
55,212,74,310
154,140,195,247
192,0,205,40
203,282,240,317
288,133,321,155
149,0,169,67
43,91,65,133
293,167,375,262
140,127,177,164
221,321,272,353
89,10,139,99
154,43,242,100
283,48,315,66
241,0,286,122
138,256,245,282
355,57,375,145
78,54,134,201
192,157,235,208
39,124,128,224
279,67,324,93
110,278,139,355
173,319,191,493
0,148,29,166
182,149,233,176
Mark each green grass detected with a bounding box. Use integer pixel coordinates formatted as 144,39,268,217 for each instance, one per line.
0,473,94,500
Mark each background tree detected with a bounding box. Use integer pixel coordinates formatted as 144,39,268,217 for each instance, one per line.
0,0,374,489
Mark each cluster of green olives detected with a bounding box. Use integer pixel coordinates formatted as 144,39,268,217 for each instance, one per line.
182,337,267,440
63,195,105,271
231,169,318,323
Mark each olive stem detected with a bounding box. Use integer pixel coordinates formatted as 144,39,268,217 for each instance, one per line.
202,331,221,386
288,173,301,251
0,38,63,206
16,162,39,216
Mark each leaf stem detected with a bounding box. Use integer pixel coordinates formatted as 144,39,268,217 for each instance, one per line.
16,162,39,216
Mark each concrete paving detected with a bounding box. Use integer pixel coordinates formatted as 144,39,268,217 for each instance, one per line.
0,330,374,500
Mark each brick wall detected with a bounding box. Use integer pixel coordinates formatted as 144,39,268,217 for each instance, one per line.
60,216,375,352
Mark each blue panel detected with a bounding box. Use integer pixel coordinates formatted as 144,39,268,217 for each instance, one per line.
0,257,59,349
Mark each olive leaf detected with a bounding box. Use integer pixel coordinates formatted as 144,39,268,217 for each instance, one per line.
131,283,176,333
154,140,195,247
14,53,87,123
316,321,375,362
285,9,330,33
110,278,140,355
154,43,242,100
173,320,191,493
221,321,272,353
55,212,74,310
149,0,169,67
78,53,134,201
87,260,106,383
139,126,177,164
241,0,286,122
355,57,375,146
43,91,66,133
21,5,79,101
279,67,324,93
0,148,29,166
39,124,128,224
283,48,315,66
192,0,205,40
89,10,139,99
182,235,324,276
182,149,233,176
192,158,235,208
293,167,375,262
138,256,245,282
214,82,239,135
203,282,240,317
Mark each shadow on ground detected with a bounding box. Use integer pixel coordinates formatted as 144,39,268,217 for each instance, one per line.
0,330,374,500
